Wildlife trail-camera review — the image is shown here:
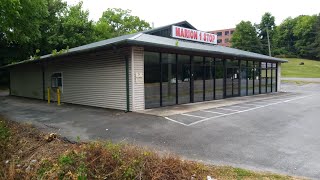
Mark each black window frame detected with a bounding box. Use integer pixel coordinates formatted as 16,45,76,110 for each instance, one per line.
51,72,63,89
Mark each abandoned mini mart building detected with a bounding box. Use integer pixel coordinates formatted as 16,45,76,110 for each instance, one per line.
2,21,287,112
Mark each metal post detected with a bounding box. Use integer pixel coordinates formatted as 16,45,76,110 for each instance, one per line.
213,58,216,100
265,64,268,93
271,64,273,92
223,59,226,98
259,62,262,94
190,56,194,103
176,54,178,104
253,61,255,94
275,63,278,92
238,60,241,96
57,88,61,106
159,53,162,106
47,87,50,104
246,60,248,96
202,57,205,101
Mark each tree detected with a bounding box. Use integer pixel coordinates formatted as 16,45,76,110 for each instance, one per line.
94,20,114,40
0,0,48,65
51,2,95,51
312,14,320,59
257,12,276,55
0,0,48,44
272,17,297,56
292,15,317,59
35,0,68,55
231,21,263,53
95,8,151,40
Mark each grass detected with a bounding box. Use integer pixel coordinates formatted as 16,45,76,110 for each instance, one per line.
0,115,306,180
282,58,320,78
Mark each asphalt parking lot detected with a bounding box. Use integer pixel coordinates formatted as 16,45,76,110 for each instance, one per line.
164,92,307,126
1,82,320,179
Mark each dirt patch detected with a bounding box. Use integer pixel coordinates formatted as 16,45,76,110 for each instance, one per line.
0,115,305,180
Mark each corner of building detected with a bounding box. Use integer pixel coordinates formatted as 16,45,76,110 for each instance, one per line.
130,46,145,112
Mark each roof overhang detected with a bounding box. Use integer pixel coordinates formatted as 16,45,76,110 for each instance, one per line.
1,31,287,69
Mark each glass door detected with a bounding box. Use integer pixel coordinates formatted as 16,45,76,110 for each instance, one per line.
177,55,191,104
226,67,233,97
193,56,204,102
226,67,240,97
233,68,240,96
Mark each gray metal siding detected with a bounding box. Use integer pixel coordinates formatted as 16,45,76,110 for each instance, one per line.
10,64,43,99
45,48,130,110
131,47,145,111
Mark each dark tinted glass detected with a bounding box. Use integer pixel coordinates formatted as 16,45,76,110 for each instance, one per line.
144,52,160,108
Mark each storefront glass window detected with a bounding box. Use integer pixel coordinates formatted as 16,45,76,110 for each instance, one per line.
248,61,254,95
272,63,277,92
260,62,267,94
253,61,261,95
226,59,239,97
144,52,160,108
240,60,247,96
162,53,177,106
177,55,191,104
193,56,204,102
204,57,214,101
215,58,224,99
267,63,272,93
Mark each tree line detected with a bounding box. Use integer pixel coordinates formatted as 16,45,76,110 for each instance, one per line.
231,12,320,60
0,0,151,66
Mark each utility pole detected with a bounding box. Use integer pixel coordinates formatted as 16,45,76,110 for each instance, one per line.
266,27,271,56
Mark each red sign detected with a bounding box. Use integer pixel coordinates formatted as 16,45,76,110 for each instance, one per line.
172,25,217,45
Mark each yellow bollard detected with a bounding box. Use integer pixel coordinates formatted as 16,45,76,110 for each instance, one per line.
57,88,61,106
47,87,50,104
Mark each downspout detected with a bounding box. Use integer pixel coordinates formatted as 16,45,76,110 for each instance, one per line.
42,64,45,100
8,69,11,95
125,55,130,112
112,44,130,112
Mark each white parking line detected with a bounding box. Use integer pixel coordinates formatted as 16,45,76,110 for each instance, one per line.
187,95,311,126
200,110,227,115
181,113,206,119
238,104,261,107
248,101,267,104
216,107,240,112
163,94,308,126
164,117,189,126
228,105,251,109
245,104,265,107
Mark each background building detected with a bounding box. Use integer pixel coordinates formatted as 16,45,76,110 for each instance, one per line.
209,28,235,47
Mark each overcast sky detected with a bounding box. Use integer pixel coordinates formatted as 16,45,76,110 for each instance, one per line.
66,0,319,31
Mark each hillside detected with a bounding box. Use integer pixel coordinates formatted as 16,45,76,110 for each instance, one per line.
281,58,320,78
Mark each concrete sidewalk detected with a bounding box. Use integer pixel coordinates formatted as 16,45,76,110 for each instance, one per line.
282,77,320,83
139,92,291,116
